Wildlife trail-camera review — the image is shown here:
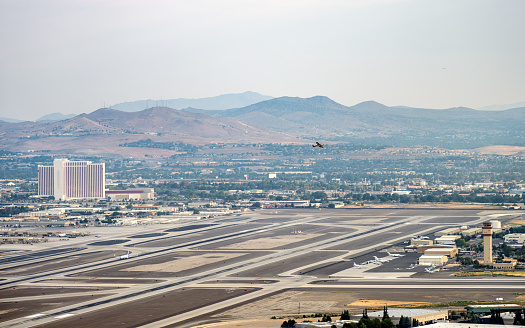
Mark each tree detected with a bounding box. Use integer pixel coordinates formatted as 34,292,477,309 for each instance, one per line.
343,323,358,328
311,191,328,200
381,318,394,328
412,318,419,327
514,311,522,325
382,306,390,320
281,319,296,327
513,310,525,325
399,316,411,328
341,310,351,320
322,315,332,322
456,238,468,248
370,318,381,328
501,243,513,257
494,311,504,325
359,310,372,328
363,309,369,319
381,307,394,328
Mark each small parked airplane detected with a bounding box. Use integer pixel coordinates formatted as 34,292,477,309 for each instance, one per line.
425,267,438,273
374,256,390,262
312,142,324,148
354,262,364,268
120,251,131,259
387,252,402,257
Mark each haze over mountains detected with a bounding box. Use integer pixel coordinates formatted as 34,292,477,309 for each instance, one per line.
1,93,525,157
192,96,525,148
111,91,274,112
476,101,525,111
0,106,295,157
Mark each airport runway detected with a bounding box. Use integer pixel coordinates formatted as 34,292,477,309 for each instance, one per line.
1,208,524,328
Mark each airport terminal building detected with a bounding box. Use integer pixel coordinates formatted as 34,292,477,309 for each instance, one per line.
38,159,105,200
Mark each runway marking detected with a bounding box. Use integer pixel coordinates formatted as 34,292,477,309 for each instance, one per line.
54,314,75,319
24,314,46,319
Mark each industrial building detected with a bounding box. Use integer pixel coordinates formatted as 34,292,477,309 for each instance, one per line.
461,227,482,236
356,308,448,325
434,235,460,244
491,260,517,270
435,227,461,236
38,159,105,201
411,238,433,246
490,220,502,229
504,233,525,244
105,188,155,201
465,304,524,316
424,247,458,257
418,254,448,266
425,323,521,328
296,320,354,328
417,244,457,253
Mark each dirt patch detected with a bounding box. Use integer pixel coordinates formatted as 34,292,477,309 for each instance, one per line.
125,253,247,273
221,234,321,250
509,220,525,226
216,290,339,319
346,299,431,307
475,145,525,156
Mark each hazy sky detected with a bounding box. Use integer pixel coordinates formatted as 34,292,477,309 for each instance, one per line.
1,0,524,120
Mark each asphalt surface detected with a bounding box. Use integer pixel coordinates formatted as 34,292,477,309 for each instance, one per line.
1,208,524,328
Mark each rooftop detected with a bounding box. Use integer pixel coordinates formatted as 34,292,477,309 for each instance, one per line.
359,308,446,317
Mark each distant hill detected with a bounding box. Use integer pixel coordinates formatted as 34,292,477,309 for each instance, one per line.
111,91,273,112
36,112,76,122
0,106,296,157
0,117,26,123
208,96,525,148
476,102,525,111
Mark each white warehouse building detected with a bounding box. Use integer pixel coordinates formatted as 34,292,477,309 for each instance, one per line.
504,234,525,244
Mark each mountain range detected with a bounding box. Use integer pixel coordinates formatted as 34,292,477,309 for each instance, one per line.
110,91,273,112
0,106,297,157
1,95,525,157
193,96,525,148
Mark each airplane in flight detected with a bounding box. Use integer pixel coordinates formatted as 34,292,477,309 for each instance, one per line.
312,141,324,148
388,252,402,257
374,256,390,262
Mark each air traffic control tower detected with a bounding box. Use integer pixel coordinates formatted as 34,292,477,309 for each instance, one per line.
482,222,493,264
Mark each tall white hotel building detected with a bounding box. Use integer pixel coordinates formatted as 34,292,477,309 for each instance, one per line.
38,159,105,200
